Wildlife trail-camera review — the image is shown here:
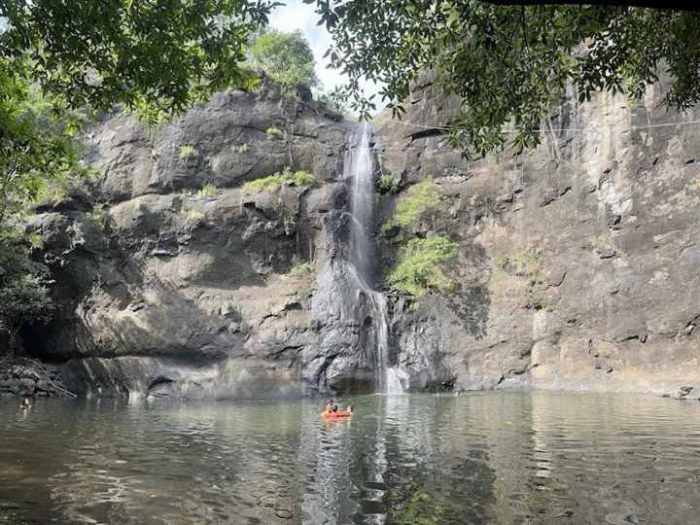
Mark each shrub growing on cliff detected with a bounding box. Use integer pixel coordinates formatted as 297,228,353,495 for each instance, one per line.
377,173,400,195
288,262,314,277
290,170,316,187
498,248,544,285
242,168,317,194
387,236,458,297
385,179,440,230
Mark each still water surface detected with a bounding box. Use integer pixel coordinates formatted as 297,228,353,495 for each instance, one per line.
2,392,700,524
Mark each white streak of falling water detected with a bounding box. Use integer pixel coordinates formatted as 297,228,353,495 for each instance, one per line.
349,122,375,284
345,122,405,394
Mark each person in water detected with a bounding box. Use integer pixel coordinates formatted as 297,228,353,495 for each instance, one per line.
324,399,336,414
346,405,353,414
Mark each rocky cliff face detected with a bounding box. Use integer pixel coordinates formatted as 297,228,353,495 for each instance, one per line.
18,81,391,399
12,72,700,400
375,72,700,397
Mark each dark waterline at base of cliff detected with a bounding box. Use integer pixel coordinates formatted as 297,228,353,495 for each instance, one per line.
2,392,700,524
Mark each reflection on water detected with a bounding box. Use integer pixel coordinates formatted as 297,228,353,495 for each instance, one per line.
2,392,700,524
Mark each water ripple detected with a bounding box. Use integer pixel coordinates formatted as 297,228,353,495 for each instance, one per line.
2,393,700,523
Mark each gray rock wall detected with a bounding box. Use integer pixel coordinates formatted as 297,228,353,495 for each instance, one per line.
24,82,361,399
375,73,700,397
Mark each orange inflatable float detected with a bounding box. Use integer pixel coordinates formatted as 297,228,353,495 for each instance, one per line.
322,410,352,419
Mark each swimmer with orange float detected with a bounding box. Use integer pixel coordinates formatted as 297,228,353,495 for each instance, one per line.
322,399,353,419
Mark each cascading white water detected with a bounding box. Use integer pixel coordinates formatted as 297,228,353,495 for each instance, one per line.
348,123,376,284
344,123,405,394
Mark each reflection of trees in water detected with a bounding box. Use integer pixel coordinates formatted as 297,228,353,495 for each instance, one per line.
376,395,498,524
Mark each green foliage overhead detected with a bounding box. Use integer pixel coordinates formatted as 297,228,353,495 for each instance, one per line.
308,1,700,156
1,0,275,116
0,59,79,228
315,86,350,114
242,167,317,193
387,236,458,297
386,179,440,229
248,29,318,88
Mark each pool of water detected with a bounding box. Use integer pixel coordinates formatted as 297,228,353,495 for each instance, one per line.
2,392,700,524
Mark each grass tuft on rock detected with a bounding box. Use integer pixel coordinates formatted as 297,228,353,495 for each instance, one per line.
288,262,314,277
266,127,284,140
178,144,196,159
196,183,217,199
242,167,317,194
387,235,458,297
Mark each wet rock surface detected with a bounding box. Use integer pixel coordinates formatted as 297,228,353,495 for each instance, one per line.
0,358,69,398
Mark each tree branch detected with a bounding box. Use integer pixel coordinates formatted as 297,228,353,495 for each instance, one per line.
479,1,700,10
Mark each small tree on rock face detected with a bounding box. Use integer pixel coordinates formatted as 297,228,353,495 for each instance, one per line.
0,235,53,353
248,30,319,89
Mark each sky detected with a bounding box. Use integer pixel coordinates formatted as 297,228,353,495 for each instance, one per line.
269,0,380,103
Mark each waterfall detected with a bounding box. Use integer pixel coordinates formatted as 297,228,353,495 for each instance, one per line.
348,123,376,285
344,123,405,394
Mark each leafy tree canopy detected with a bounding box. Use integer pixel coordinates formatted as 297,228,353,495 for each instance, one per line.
0,58,79,227
315,85,351,114
1,0,276,115
0,0,277,231
248,29,318,88
307,1,700,157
